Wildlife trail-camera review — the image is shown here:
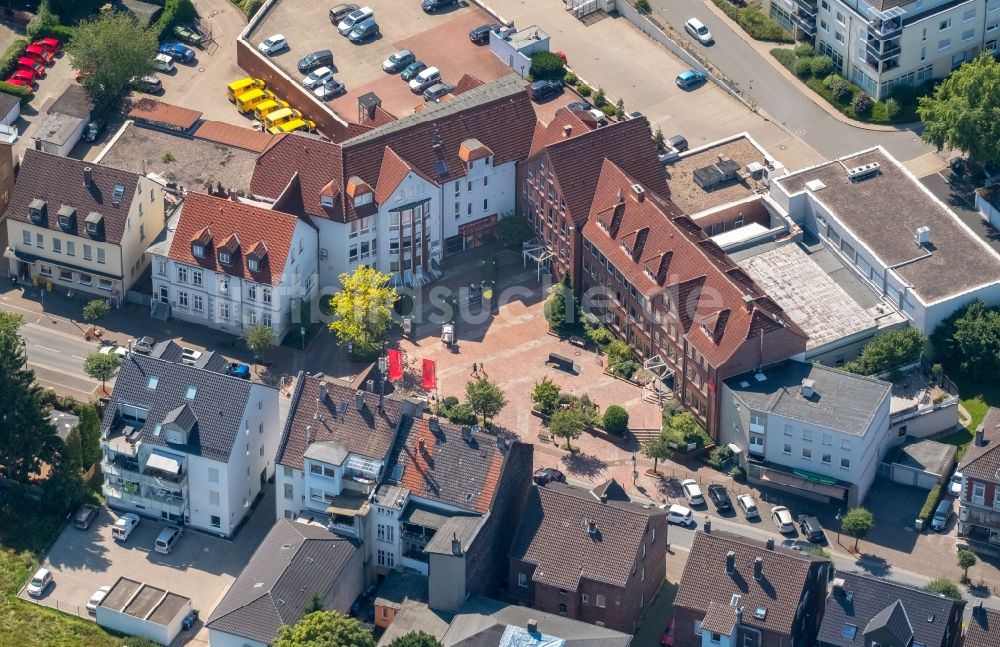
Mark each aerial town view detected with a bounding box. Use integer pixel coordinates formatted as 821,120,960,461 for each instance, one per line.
2,0,1000,645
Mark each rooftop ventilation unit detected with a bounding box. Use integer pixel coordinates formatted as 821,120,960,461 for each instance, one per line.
746,162,765,181
915,226,931,245
847,162,880,181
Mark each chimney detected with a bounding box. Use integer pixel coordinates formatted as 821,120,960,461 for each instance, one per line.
562,124,572,138
587,519,597,536
355,390,365,411
228,189,239,202
703,516,712,533
742,293,753,312
632,183,645,203
305,425,313,445
801,379,815,398
318,381,328,402
975,428,985,446
735,607,743,623
418,437,426,454
725,551,735,574
753,557,763,581
527,619,538,634
766,538,774,550
366,379,374,393
832,577,846,596
600,493,608,504
83,167,93,188
451,532,462,555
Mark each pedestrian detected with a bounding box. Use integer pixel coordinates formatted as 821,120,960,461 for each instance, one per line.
480,362,485,376
472,361,478,375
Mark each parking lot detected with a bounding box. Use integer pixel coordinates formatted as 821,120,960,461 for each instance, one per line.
20,489,276,646
248,0,510,120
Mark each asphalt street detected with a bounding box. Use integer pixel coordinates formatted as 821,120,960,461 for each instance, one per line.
20,323,100,399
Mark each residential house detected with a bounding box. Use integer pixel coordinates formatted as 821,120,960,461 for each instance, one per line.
964,603,999,647
4,149,166,298
816,572,965,647
148,192,317,338
250,74,537,290
206,518,363,647
673,529,830,647
507,480,667,633
720,359,894,507
580,159,807,437
100,344,279,535
770,147,1000,334
957,406,1000,553
765,0,996,100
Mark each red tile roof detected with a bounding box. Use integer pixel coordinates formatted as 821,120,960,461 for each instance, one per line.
194,120,274,153
959,406,1000,482
965,605,999,647
250,75,536,222
454,73,485,95
582,160,806,367
528,107,596,156
167,192,302,286
129,99,202,130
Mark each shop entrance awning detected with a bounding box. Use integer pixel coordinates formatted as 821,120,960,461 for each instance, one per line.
146,452,181,475
760,467,847,499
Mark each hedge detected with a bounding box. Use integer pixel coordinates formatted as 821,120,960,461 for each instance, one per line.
0,38,29,80
711,0,793,43
151,0,198,41
918,484,943,524
0,81,33,104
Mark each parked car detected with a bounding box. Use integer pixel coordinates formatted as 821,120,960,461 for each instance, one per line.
663,503,694,526
227,77,265,102
409,66,440,92
707,484,732,512
685,18,713,44
4,75,32,88
469,23,502,44
181,348,203,365
268,118,316,134
17,57,44,77
73,504,99,529
133,75,163,94
153,53,174,73
566,100,592,111
737,493,759,519
423,0,457,11
422,82,454,101
338,6,374,35
400,60,427,81
82,119,105,143
771,505,795,533
258,34,288,55
948,471,963,497
348,18,379,42
587,108,609,126
675,69,705,89
24,44,53,65
798,514,825,542
112,513,140,541
133,336,156,354
533,467,566,485
314,78,346,100
155,526,183,554
528,79,562,102
681,479,705,506
173,24,204,46
382,49,415,73
33,37,61,54
86,585,111,612
182,609,199,631
930,497,952,532
254,98,290,120
26,568,52,597
159,42,195,63
297,49,334,73
780,538,813,552
667,134,689,152
329,3,359,23
661,619,675,646
302,66,334,89
226,362,252,379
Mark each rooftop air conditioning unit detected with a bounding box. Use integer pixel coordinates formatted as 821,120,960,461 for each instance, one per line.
915,226,931,245
847,162,880,181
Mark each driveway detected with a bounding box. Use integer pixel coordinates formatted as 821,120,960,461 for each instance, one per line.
919,170,1000,255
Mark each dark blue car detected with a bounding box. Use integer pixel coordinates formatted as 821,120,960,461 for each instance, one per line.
159,42,195,63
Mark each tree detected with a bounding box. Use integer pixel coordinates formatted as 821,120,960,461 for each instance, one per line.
66,11,158,112
244,324,276,370
593,86,607,107
0,320,61,482
641,433,672,473
918,54,1000,165
663,412,709,448
602,405,629,435
63,427,85,476
843,328,926,375
531,376,561,416
931,300,1000,380
465,376,507,425
76,403,102,470
544,272,575,332
83,350,120,393
303,591,325,614
841,507,875,551
387,632,444,647
614,97,626,119
328,265,397,360
529,51,565,80
42,450,85,514
273,611,375,647
82,299,110,324
549,407,586,450
634,0,651,12
925,578,962,600
957,549,977,582
653,127,666,151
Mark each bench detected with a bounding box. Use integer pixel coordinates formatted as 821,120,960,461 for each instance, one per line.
546,353,577,373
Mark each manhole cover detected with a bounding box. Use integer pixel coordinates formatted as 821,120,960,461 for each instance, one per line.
795,129,805,135
198,68,205,72
780,145,787,150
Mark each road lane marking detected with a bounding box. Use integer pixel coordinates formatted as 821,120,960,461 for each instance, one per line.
34,345,60,353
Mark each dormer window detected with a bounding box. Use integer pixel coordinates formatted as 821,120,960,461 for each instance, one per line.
192,244,204,258
248,258,259,272
354,192,372,208
219,251,231,265
57,205,76,232
29,198,46,223
321,195,334,207
85,212,104,238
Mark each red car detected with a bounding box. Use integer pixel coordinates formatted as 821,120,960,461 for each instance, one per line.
24,45,53,65
660,620,675,646
8,69,35,86
33,37,61,53
4,76,31,88
16,57,44,77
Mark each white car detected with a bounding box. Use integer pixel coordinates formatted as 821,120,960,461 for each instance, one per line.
662,503,694,526
685,18,713,45
86,585,111,613
26,568,52,597
737,494,759,519
680,479,705,506
314,78,346,100
112,513,140,541
99,345,128,357
949,471,963,497
258,34,287,55
338,6,374,35
771,505,795,533
302,66,333,89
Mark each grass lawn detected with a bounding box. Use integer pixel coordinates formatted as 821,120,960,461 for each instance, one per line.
937,376,1000,461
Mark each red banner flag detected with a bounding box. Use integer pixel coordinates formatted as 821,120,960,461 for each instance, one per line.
421,358,437,392
388,349,403,382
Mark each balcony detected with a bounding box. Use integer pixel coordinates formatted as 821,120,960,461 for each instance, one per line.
792,0,817,15
792,12,817,36
103,483,186,517
865,39,901,60
103,455,187,492
867,19,901,39
103,423,143,458
865,54,900,72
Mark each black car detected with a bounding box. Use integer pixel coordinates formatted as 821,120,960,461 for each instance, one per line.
533,467,566,485
422,0,457,11
798,515,825,543
707,484,732,512
73,504,98,530
566,100,592,111
469,22,502,44
667,134,689,152
297,49,333,73
529,79,563,102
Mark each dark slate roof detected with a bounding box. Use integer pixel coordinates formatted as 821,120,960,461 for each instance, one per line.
3,149,141,246
149,340,229,372
674,530,826,637
276,374,403,470
101,353,258,461
959,406,1000,482
591,478,630,502
162,403,196,431
206,519,360,644
964,605,999,647
508,482,664,591
816,572,965,647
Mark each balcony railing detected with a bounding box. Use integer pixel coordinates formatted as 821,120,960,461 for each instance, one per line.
792,13,817,35
867,20,901,39
865,54,899,72
103,483,186,516
792,0,817,15
866,39,901,60
103,460,187,492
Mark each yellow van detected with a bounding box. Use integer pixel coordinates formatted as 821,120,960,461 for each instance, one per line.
254,98,289,121
267,118,316,135
236,89,275,113
227,77,264,102
263,107,301,130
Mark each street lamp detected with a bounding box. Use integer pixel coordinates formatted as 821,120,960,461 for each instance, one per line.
631,451,638,484
20,338,27,369
835,513,842,543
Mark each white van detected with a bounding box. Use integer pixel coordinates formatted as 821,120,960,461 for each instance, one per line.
155,526,183,554
153,53,175,73
409,66,440,92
